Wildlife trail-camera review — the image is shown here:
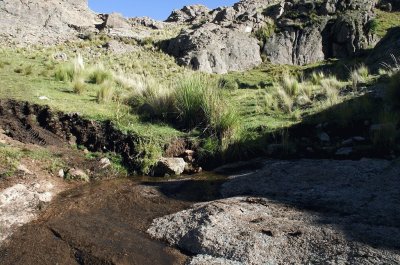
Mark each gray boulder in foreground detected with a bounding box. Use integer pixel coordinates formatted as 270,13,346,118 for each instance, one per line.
148,159,400,264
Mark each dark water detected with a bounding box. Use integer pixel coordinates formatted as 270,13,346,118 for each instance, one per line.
0,173,227,265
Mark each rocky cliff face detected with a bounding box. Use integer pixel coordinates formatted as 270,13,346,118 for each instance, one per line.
0,0,98,44
165,0,379,73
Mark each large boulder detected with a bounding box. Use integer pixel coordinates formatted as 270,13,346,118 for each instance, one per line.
148,159,400,264
263,20,328,65
166,23,262,74
377,0,400,11
165,0,377,71
0,0,98,45
262,0,377,65
166,5,211,23
367,27,400,71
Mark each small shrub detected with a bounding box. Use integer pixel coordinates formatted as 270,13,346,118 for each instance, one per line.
55,55,85,82
97,81,115,103
72,76,86,95
367,19,379,35
253,19,276,44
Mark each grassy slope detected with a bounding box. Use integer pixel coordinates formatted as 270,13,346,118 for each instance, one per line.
374,10,400,38
0,8,396,168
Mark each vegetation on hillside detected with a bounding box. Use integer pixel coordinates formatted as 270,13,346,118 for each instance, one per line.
0,15,399,173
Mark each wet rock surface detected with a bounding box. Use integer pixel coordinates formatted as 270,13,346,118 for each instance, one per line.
148,159,400,264
0,180,190,265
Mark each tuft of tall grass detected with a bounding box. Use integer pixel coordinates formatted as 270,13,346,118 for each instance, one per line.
174,75,211,129
321,77,341,105
72,76,86,95
281,75,300,97
88,64,113,84
350,64,369,91
54,54,85,82
97,80,115,103
310,71,325,85
275,85,294,113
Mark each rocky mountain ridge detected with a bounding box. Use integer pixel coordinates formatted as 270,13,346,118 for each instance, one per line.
164,0,380,73
0,0,397,73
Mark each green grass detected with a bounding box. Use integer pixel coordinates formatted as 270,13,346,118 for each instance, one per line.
0,38,384,172
374,10,400,38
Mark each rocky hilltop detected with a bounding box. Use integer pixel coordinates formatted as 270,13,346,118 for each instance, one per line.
165,0,379,73
0,0,99,44
0,0,396,73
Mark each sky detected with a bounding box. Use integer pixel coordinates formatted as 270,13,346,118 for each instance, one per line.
88,1,237,21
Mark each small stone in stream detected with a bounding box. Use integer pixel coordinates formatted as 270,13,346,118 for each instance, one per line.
341,138,353,146
153,157,186,177
100,157,111,168
17,164,33,175
58,169,65,178
335,147,353,156
318,132,330,143
353,136,365,142
67,168,89,182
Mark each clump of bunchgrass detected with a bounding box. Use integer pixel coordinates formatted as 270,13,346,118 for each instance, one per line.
321,76,341,105
72,76,86,95
310,71,325,85
350,64,370,91
275,85,294,113
281,75,300,97
87,64,113,84
97,80,115,103
54,54,85,82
